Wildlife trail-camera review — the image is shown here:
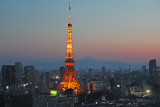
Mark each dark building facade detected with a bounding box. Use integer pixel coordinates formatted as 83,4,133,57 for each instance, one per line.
101,66,106,74
15,62,23,84
149,59,157,84
45,72,50,93
59,66,65,82
1,65,16,89
24,66,35,85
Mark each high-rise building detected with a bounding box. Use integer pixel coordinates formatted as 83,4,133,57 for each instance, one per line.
23,65,35,85
58,3,83,94
0,72,2,89
142,65,146,72
142,65,147,75
101,66,106,74
59,66,65,82
39,73,46,93
88,68,93,74
1,65,16,89
156,66,160,87
40,73,45,85
15,62,23,84
149,59,157,84
149,59,156,72
34,70,40,85
45,72,50,93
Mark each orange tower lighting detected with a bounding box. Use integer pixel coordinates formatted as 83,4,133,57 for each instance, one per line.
58,3,84,94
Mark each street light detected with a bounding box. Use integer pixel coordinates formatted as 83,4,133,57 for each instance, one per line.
23,84,26,87
6,86,9,90
146,89,150,93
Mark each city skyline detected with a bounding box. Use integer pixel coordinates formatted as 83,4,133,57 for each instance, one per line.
1,0,160,67
1,1,160,106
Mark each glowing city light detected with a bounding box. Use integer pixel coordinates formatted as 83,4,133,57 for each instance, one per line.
50,90,57,96
146,89,150,93
6,86,9,90
117,85,120,88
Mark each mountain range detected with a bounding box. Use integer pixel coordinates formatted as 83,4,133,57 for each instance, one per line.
29,57,148,70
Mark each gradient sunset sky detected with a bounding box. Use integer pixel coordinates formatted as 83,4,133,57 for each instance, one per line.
0,0,160,65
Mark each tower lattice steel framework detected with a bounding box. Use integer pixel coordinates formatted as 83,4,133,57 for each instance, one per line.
58,3,83,94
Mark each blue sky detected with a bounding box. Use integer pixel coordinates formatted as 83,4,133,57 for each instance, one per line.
0,0,160,67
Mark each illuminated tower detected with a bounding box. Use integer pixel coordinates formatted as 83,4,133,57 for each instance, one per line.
58,3,83,94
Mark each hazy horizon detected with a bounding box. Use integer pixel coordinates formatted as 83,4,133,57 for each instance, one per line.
0,56,150,70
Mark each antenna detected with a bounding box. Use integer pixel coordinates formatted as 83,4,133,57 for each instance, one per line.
69,0,71,10
69,0,71,24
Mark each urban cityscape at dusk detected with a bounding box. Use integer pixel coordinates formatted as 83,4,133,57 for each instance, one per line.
0,0,160,107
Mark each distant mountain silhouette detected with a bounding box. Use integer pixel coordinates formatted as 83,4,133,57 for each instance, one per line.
75,57,146,70
28,57,147,70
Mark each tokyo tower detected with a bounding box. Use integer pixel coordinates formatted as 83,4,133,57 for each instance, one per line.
58,3,83,94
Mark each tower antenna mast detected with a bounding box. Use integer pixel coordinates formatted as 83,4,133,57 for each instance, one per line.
69,0,71,24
